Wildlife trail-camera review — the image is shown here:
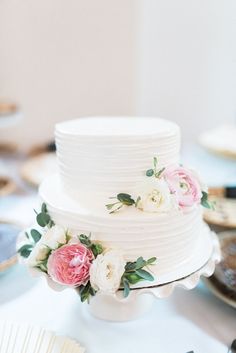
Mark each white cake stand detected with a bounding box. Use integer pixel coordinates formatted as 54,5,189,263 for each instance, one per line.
25,230,221,322
87,232,221,321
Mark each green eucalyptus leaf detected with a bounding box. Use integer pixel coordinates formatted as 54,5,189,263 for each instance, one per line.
36,212,50,227
135,196,141,208
41,203,47,213
153,157,158,169
65,231,72,243
91,243,103,257
106,203,116,210
124,272,143,284
117,193,135,206
79,282,92,302
201,191,214,209
146,169,154,177
109,204,123,214
155,167,165,178
201,191,208,202
30,229,42,243
48,219,55,228
37,259,48,272
79,234,92,247
89,286,96,297
135,256,146,269
18,244,33,258
125,261,137,271
135,269,154,281
123,278,130,298
146,257,157,265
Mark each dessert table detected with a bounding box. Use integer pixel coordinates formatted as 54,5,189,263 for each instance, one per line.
0,144,236,353
1,195,236,353
0,254,235,353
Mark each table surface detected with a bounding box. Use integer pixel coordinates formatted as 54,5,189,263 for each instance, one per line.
0,144,236,353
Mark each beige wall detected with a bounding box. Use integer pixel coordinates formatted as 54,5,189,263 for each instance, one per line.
1,1,235,149
136,0,236,140
0,0,135,149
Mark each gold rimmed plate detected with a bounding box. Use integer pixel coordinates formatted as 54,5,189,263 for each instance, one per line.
0,220,23,274
203,187,236,228
0,176,16,197
20,152,57,187
199,124,236,160
203,231,236,309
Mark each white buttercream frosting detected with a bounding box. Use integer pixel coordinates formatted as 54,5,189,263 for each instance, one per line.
55,117,181,197
38,116,212,287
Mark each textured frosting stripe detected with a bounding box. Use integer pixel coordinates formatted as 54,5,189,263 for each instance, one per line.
39,174,212,285
55,117,181,197
39,173,206,280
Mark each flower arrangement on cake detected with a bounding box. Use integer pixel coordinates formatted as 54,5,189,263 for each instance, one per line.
106,157,213,213
18,203,156,302
18,156,213,303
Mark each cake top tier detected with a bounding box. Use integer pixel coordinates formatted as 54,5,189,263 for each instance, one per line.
56,116,180,138
55,116,181,199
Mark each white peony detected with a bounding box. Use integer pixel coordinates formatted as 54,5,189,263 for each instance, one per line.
136,178,173,213
27,225,67,267
40,225,67,249
89,250,126,294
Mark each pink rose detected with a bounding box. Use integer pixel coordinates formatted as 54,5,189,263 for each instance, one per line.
47,244,94,287
164,166,202,207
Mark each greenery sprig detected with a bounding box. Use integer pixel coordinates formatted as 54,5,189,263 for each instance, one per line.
78,235,157,301
106,193,137,214
121,256,156,297
146,157,165,178
78,282,97,303
34,203,55,228
18,203,55,259
106,158,166,214
78,234,103,258
200,191,215,210
18,228,42,259
77,233,104,302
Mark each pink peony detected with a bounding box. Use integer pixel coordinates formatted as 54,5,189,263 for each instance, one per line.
164,166,202,207
47,243,94,287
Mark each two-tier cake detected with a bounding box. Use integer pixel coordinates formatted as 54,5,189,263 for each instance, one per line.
36,116,214,288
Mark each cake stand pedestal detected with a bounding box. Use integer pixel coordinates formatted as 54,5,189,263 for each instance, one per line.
87,233,221,322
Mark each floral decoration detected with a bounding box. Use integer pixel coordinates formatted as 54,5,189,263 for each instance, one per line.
18,203,156,302
106,157,213,213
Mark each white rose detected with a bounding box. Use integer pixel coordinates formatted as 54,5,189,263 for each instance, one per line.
40,225,67,249
27,243,50,267
89,250,126,294
136,178,173,213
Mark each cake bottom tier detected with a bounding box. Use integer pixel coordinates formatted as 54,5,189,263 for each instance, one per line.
39,174,214,287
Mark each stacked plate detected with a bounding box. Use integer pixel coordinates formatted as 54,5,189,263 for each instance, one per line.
0,176,16,197
203,231,236,309
0,221,22,274
0,321,85,353
199,124,236,159
0,102,22,129
203,187,236,228
20,152,57,187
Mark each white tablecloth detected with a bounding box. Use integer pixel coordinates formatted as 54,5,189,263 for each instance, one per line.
0,265,235,353
0,145,236,353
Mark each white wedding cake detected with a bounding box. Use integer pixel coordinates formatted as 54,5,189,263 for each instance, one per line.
39,116,213,287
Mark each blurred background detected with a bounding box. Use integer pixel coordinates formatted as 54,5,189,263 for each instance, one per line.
0,0,235,149
0,0,236,326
